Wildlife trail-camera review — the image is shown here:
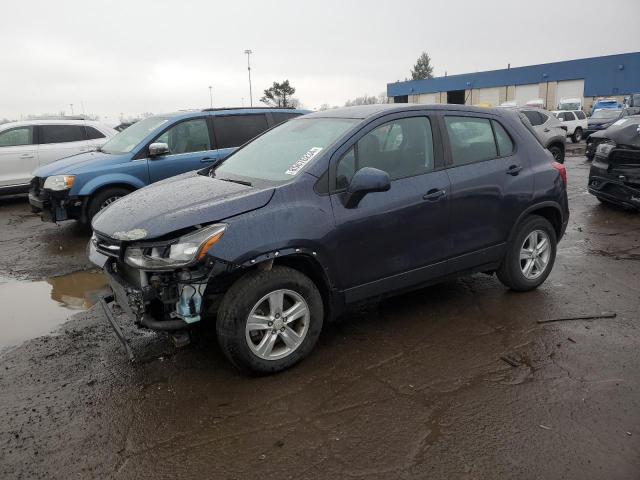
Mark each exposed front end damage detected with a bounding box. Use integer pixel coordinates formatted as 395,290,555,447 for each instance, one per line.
89,229,240,357
28,177,84,222
589,143,640,209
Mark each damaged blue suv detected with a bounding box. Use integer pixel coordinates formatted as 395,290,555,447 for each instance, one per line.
90,104,569,374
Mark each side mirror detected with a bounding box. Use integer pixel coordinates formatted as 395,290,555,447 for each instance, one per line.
342,167,390,209
149,142,169,157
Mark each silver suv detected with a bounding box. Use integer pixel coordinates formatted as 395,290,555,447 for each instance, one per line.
516,108,567,163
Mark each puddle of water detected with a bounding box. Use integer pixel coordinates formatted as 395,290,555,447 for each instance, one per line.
0,271,108,351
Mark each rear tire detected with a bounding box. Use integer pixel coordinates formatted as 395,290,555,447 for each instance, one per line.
497,216,557,292
549,145,564,164
571,128,583,143
216,266,324,374
85,187,131,225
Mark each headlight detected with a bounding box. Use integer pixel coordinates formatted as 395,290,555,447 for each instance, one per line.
124,223,226,270
595,142,616,158
43,175,75,191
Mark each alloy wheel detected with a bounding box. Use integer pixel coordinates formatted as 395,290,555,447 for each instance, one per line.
519,230,551,280
99,196,121,210
245,289,310,360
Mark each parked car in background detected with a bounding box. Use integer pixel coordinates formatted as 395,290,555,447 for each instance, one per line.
89,104,569,373
0,119,116,195
525,99,545,108
552,110,588,142
624,93,640,108
29,108,308,224
584,108,631,139
515,107,567,163
588,115,640,209
557,97,582,111
591,98,620,114
114,122,135,132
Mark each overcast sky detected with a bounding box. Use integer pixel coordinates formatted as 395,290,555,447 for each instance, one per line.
1,0,638,122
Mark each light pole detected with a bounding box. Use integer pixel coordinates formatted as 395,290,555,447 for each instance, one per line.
69,103,74,115
244,49,253,107
208,86,213,108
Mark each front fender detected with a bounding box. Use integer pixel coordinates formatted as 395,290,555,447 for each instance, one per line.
76,173,147,196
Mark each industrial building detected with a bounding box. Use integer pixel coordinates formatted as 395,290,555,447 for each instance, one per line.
387,52,640,111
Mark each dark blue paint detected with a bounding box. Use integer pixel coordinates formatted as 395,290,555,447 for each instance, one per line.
92,104,569,314
388,52,640,98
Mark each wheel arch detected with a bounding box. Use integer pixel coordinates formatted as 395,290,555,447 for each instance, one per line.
508,202,564,242
81,182,137,223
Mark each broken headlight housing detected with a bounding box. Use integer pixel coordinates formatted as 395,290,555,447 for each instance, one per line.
124,223,226,270
595,142,616,158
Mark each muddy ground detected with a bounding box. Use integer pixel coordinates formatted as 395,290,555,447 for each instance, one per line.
1,154,639,479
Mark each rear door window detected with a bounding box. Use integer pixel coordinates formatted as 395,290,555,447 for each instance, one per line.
213,114,269,149
445,116,497,166
492,120,514,157
0,126,33,147
575,111,586,120
153,118,211,155
40,125,86,144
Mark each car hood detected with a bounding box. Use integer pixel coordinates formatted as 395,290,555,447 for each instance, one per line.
92,171,275,239
32,150,131,177
588,118,615,127
599,118,640,149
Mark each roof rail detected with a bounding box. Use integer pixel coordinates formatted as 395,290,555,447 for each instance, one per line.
200,106,297,112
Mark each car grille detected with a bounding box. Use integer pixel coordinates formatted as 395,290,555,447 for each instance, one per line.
610,149,640,166
94,233,123,258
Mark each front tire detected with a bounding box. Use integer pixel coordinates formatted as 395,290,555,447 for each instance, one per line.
497,216,557,292
86,187,131,224
571,127,583,143
216,266,324,374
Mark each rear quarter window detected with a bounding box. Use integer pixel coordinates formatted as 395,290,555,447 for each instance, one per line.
85,126,105,140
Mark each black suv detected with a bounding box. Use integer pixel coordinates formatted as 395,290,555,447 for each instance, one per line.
90,104,569,374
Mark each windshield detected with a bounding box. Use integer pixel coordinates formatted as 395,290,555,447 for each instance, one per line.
100,116,170,154
591,109,621,119
558,102,580,110
214,117,359,183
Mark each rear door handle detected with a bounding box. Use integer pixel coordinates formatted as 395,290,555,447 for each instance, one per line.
506,165,522,176
543,128,550,132
423,188,446,201
20,154,35,159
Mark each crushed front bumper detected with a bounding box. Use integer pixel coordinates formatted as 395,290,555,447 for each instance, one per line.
28,178,83,222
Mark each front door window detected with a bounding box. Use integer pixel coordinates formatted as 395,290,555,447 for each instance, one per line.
154,119,211,155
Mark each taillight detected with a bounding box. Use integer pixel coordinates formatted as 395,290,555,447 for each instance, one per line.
552,161,567,184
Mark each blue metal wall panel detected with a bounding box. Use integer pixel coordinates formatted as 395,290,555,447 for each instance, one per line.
387,52,640,98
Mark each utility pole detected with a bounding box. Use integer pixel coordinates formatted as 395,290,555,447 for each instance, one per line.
244,49,253,107
241,97,244,107
208,86,213,108
69,104,74,115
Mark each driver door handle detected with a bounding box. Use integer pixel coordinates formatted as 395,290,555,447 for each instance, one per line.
200,156,217,163
20,154,35,159
423,188,446,201
506,165,523,176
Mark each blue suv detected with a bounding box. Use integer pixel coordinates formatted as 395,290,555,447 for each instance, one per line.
29,108,307,224
90,104,569,374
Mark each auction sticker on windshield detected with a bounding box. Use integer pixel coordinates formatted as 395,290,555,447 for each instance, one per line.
285,147,323,175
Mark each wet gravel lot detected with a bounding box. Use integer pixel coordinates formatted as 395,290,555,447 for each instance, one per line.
1,154,639,479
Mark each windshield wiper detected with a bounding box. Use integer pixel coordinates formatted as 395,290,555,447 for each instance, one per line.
218,177,252,186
